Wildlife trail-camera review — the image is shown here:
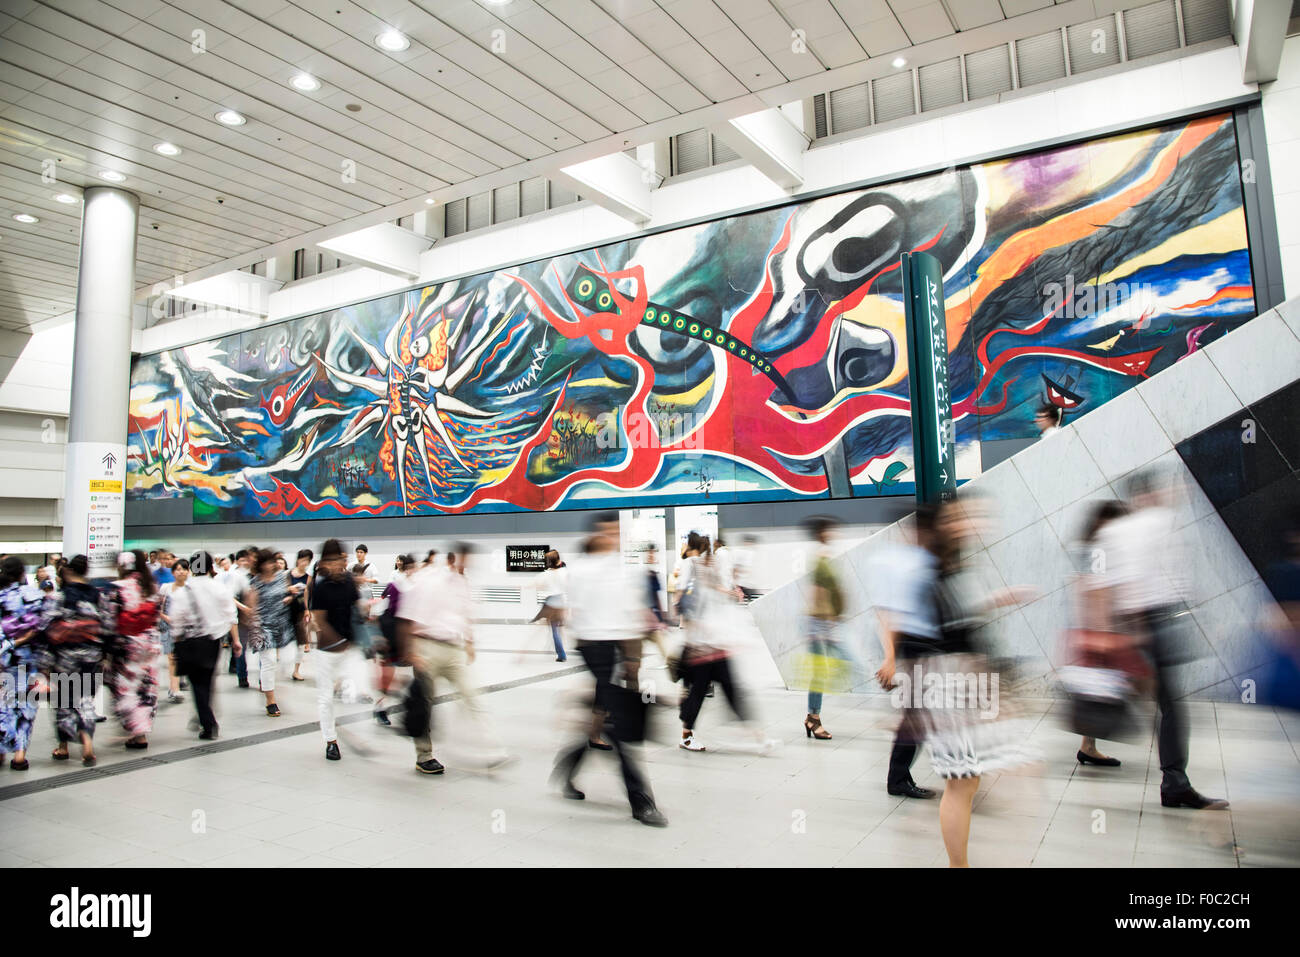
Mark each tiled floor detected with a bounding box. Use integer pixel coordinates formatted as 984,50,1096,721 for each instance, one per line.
2,624,1297,868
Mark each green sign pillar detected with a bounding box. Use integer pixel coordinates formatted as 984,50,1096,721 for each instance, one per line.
901,251,957,505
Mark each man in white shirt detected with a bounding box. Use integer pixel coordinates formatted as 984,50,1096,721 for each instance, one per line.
221,549,254,687
551,512,667,827
1097,469,1227,811
172,552,240,740
396,543,505,775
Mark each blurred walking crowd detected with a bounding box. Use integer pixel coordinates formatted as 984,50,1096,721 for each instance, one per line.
2,466,1298,865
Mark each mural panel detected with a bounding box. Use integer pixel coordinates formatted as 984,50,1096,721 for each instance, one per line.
127,113,1256,522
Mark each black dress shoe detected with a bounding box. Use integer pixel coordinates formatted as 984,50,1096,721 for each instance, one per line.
374,708,391,727
1077,750,1121,767
561,782,585,800
415,758,445,775
633,804,668,827
237,678,250,689
887,781,936,799
325,740,341,761
1161,788,1229,810
198,727,219,741
124,739,149,750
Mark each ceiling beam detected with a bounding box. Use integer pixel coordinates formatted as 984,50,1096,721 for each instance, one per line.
1232,0,1292,83
162,270,283,317
550,152,653,226
711,105,809,191
315,223,433,281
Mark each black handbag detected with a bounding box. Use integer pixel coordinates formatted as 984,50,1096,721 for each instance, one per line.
607,683,650,743
1068,693,1137,741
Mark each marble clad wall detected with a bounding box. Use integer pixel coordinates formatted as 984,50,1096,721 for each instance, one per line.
751,297,1300,703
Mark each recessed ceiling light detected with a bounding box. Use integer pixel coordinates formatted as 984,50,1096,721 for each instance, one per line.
98,170,126,183
425,197,435,205
892,56,907,68
12,213,38,224
154,142,182,156
376,29,409,52
291,73,320,92
53,193,79,204
215,110,246,126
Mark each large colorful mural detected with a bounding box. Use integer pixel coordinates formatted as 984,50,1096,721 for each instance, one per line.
127,113,1256,522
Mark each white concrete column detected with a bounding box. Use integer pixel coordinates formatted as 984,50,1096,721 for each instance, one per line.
62,186,138,576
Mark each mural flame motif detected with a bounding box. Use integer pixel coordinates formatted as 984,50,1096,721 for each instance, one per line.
127,115,1256,521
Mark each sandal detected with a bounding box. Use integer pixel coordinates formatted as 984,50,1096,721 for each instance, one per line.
804,713,832,740
52,749,70,761
82,754,97,767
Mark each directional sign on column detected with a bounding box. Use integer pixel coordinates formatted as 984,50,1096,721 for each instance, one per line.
901,251,957,505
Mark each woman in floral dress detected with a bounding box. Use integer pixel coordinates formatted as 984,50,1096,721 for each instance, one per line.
0,555,45,770
248,548,296,718
44,555,105,766
102,550,162,750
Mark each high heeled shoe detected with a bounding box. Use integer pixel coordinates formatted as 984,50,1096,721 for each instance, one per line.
804,713,832,740
1076,750,1120,767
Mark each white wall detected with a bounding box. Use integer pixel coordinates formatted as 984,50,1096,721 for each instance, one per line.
1261,34,1300,297
0,326,73,416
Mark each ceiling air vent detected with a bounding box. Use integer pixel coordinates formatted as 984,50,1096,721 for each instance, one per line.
829,82,870,134
520,177,547,216
466,191,490,231
813,92,828,139
711,134,740,164
444,198,466,237
493,184,519,224
1066,17,1121,74
1016,30,1067,87
872,71,916,124
1123,0,1181,59
919,58,963,112
964,45,1013,99
1180,0,1232,44
673,128,709,174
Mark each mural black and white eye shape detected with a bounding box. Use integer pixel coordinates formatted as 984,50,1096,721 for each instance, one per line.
798,194,905,298
391,413,409,440
832,322,896,391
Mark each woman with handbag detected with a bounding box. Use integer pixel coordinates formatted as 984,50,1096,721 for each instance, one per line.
801,517,850,741
101,550,162,751
923,497,1037,867
677,536,775,754
1065,500,1146,767
45,556,104,766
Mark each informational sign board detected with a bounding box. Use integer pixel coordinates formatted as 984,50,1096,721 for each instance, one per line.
620,507,666,567
505,545,550,572
63,442,127,578
901,251,957,505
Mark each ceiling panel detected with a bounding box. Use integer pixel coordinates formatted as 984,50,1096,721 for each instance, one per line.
0,0,1221,332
